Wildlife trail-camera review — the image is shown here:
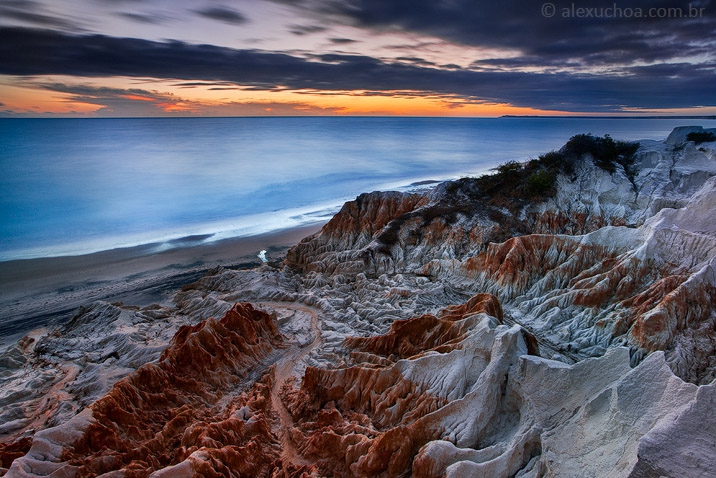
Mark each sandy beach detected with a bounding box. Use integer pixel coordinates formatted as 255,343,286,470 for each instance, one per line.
0,222,324,341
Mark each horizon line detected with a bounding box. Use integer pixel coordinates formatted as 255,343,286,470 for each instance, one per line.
2,114,716,120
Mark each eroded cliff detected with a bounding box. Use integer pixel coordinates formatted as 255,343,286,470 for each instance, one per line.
2,126,715,477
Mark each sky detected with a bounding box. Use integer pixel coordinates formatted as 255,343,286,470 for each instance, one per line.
0,0,715,117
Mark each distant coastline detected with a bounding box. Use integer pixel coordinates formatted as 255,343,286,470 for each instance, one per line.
500,115,716,119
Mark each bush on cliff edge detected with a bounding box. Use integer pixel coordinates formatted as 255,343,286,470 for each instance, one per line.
686,131,716,144
447,134,639,213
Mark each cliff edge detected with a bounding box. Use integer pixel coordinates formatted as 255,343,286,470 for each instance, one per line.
2,126,715,477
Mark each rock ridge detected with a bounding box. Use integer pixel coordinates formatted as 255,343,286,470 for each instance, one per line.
2,127,715,476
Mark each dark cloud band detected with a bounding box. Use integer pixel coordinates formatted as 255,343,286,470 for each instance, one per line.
1,27,714,112
271,0,715,65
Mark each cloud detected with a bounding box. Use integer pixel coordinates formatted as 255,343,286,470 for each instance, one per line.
270,0,716,67
193,5,248,25
288,23,327,35
394,56,438,67
0,0,82,30
116,12,168,24
36,82,196,115
329,37,358,44
1,27,714,112
31,81,346,116
171,81,238,88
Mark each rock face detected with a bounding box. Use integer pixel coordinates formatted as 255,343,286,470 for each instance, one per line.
287,191,429,274
287,132,716,384
9,296,713,477
2,127,715,477
7,303,288,477
284,293,523,477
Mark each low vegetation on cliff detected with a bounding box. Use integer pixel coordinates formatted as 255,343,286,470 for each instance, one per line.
687,131,716,144
474,133,639,200
378,134,640,248
437,133,640,224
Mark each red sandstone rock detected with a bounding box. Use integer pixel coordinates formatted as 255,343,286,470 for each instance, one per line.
450,228,716,382
345,293,504,359
60,303,285,477
0,437,32,470
284,294,510,478
286,191,428,272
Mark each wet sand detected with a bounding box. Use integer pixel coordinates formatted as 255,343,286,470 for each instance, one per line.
0,223,324,340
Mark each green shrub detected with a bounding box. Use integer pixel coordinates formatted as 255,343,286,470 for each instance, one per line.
538,150,567,172
562,133,639,174
431,133,638,223
687,131,716,144
496,160,523,175
526,170,556,197
473,160,523,199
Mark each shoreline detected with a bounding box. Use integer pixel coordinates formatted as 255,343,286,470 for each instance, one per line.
0,222,325,341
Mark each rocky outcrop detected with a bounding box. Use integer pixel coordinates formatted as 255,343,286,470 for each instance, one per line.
284,131,716,383
442,177,716,383
282,293,518,477
0,301,197,453
288,133,716,278
283,293,714,478
2,128,715,477
12,292,715,478
6,303,286,477
0,438,31,472
344,293,508,359
286,191,429,274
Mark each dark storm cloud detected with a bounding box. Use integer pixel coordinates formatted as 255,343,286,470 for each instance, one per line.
36,82,164,104
193,5,248,25
270,0,715,66
16,81,345,116
2,27,715,112
39,83,160,97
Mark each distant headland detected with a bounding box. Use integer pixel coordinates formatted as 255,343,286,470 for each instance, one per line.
500,115,716,119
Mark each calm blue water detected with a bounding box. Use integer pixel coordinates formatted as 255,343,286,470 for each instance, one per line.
1,117,715,261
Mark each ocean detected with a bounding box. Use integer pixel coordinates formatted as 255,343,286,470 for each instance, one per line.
2,116,715,262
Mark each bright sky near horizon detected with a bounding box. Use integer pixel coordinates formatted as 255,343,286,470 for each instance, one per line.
1,0,715,117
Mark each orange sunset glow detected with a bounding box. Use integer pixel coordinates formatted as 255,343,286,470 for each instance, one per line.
1,0,714,117
0,76,625,118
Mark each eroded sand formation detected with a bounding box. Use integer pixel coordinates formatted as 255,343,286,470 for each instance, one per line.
2,126,715,476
